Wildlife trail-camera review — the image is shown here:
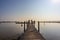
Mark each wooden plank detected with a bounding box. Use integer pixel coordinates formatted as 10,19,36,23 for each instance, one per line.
18,23,45,40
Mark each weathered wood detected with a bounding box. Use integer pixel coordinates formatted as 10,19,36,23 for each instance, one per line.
18,21,45,40
38,21,40,32
24,21,25,32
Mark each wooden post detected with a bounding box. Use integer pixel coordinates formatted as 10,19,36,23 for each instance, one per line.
24,21,25,32
27,20,30,28
38,21,40,32
34,21,35,26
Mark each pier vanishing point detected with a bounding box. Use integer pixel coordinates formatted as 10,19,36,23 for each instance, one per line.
17,20,45,40
1,20,60,40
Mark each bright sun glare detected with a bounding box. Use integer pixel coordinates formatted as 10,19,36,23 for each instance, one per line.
51,0,60,4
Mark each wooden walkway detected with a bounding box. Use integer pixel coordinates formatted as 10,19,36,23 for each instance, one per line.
17,21,45,40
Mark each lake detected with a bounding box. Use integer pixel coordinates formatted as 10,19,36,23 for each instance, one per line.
0,23,60,40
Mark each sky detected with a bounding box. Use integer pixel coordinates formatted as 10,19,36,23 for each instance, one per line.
0,0,60,21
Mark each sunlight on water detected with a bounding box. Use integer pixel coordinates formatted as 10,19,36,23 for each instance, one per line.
40,23,60,40
0,23,60,40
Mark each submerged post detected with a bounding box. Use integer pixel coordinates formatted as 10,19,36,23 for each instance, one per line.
24,21,25,32
38,21,40,32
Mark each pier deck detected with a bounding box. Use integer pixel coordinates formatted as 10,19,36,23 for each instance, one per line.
18,21,45,40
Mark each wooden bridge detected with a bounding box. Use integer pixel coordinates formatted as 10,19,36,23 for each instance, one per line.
17,20,45,40
1,20,60,40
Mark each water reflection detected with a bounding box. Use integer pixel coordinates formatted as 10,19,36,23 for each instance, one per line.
0,23,24,40
40,23,60,40
0,23,60,40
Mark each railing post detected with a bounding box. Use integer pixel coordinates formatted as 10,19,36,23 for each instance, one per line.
27,20,30,28
34,21,35,26
24,21,25,32
38,21,40,32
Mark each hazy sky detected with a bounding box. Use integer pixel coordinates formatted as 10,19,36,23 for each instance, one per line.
0,0,60,21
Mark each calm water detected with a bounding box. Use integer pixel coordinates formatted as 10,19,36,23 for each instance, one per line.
0,23,60,40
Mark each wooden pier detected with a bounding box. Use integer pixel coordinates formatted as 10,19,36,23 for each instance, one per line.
17,20,45,40
1,20,60,40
